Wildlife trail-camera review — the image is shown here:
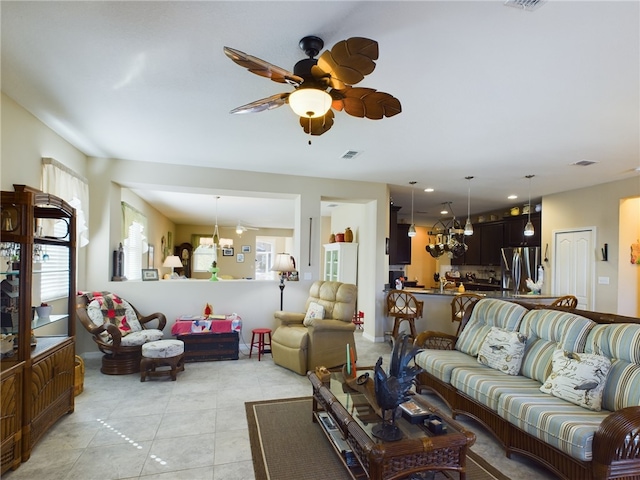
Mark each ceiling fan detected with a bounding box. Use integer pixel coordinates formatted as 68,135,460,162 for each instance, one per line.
235,222,259,235
223,36,401,137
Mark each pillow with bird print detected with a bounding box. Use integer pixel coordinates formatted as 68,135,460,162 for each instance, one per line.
540,349,611,411
477,327,527,375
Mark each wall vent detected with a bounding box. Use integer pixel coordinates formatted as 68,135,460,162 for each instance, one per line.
504,0,546,11
341,150,362,160
571,160,599,167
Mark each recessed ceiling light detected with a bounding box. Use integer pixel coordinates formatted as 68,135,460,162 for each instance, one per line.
424,188,434,193
508,195,518,200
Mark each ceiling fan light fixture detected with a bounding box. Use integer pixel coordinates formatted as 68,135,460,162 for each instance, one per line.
288,87,332,118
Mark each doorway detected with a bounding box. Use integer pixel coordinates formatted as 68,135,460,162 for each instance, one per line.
553,228,595,310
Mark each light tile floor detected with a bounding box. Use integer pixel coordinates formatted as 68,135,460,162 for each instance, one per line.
4,332,553,479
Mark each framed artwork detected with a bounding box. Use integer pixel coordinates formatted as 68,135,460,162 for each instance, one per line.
222,248,234,256
241,245,251,253
148,245,154,268
141,269,159,281
237,253,245,263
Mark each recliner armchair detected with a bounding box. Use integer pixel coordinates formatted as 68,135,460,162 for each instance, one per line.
271,281,357,375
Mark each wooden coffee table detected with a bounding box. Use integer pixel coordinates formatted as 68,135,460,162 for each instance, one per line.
308,368,476,480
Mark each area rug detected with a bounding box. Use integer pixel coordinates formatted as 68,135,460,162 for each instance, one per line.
245,397,511,480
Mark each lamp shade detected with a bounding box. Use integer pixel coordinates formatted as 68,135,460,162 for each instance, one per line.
288,88,332,118
162,255,183,268
271,253,296,273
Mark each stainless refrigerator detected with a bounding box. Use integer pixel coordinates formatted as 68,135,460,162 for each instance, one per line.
501,247,541,294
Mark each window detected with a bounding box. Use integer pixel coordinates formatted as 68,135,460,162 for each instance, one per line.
121,202,147,281
255,240,275,280
40,220,70,302
192,236,217,272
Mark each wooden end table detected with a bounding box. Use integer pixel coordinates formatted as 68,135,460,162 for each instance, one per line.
308,368,476,480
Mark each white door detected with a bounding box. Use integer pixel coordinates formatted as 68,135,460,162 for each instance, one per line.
553,229,594,310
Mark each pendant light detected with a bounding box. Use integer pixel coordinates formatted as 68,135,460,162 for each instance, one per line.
524,175,535,237
408,181,417,237
212,196,220,246
464,176,474,236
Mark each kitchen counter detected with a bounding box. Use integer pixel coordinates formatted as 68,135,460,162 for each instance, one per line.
401,287,560,301
383,287,561,337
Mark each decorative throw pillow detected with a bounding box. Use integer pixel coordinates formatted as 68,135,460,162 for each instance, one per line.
303,302,325,326
540,349,611,411
87,294,142,336
477,327,527,375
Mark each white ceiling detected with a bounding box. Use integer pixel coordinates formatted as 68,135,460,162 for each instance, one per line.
2,1,639,228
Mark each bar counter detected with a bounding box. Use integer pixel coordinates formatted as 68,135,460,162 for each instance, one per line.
386,287,560,337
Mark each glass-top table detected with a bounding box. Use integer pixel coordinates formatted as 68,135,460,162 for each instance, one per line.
308,367,476,480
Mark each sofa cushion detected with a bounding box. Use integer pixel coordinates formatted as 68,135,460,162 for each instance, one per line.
518,309,596,383
498,391,610,461
455,299,528,356
451,366,543,411
303,302,325,326
477,327,527,375
305,281,357,322
584,323,640,411
540,349,611,411
120,329,163,346
414,349,484,383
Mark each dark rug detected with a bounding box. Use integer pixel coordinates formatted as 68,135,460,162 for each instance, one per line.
245,397,511,480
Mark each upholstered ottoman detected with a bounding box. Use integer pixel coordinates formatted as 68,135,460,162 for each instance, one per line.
140,339,185,381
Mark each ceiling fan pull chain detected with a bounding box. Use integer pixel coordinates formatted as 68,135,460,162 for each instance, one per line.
308,117,312,145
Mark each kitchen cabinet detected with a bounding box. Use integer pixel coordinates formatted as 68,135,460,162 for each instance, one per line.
389,205,411,265
0,185,76,473
503,213,541,247
324,243,358,284
480,222,504,266
454,221,502,266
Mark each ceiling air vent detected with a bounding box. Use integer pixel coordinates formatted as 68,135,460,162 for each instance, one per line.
504,0,546,11
571,160,599,167
341,150,362,160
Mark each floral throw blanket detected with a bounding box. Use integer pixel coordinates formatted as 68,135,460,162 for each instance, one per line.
84,291,141,336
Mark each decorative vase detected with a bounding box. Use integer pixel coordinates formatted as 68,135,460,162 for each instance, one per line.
335,233,345,242
344,227,353,242
209,267,219,282
329,233,336,243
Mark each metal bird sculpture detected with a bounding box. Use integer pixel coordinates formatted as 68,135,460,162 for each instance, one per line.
372,334,424,441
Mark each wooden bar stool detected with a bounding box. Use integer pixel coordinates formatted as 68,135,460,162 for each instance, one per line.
386,290,423,339
250,328,272,361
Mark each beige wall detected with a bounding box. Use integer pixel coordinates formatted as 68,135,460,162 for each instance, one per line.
543,177,640,314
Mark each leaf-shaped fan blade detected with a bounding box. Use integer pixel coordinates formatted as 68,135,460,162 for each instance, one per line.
339,87,402,120
223,46,304,86
316,37,379,87
299,109,335,136
229,93,290,114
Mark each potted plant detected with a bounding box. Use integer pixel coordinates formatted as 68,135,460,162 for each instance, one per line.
35,302,52,320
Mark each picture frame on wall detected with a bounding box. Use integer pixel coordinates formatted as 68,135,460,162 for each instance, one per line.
241,245,251,253
222,248,234,256
141,269,159,281
237,253,244,263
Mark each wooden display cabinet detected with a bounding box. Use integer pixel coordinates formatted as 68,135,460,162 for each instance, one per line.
0,185,76,474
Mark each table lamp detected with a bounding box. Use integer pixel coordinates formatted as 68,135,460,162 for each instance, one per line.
271,253,296,310
163,255,183,279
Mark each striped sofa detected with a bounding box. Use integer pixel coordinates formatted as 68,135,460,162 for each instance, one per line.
414,298,640,480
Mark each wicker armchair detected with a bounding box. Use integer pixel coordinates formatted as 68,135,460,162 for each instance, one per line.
550,295,578,309
76,292,166,374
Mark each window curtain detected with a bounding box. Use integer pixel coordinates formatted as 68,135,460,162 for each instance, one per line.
41,158,90,247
